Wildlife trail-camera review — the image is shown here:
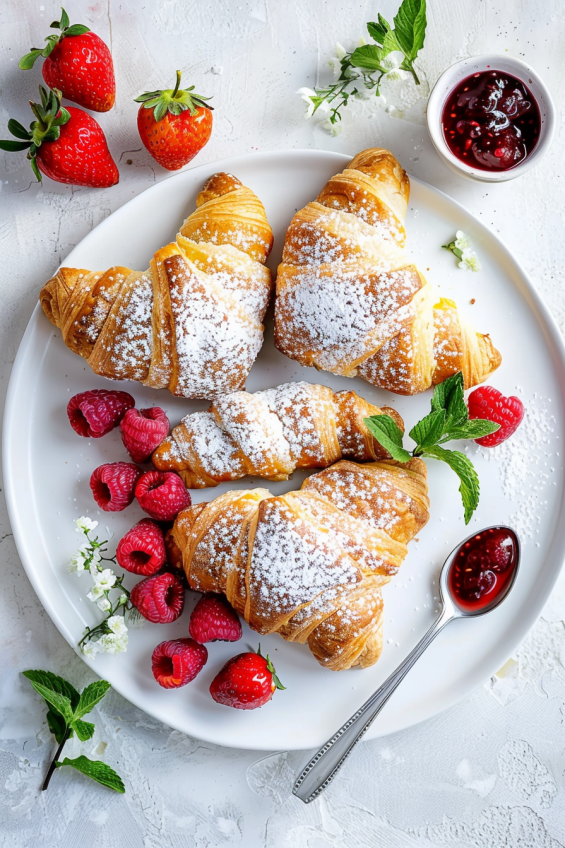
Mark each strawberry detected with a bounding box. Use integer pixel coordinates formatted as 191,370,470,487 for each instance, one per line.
135,71,213,171
0,87,118,187
19,8,115,112
209,646,285,711
468,385,525,447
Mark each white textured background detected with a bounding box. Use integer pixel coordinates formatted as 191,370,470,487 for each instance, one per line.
1,1,565,845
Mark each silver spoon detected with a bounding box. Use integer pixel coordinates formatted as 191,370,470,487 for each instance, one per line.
293,525,520,804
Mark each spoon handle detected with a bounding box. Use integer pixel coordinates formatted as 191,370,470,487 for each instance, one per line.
293,605,454,803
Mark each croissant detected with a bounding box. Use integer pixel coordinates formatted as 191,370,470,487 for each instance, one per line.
167,458,429,670
152,380,404,488
274,148,501,395
39,173,274,399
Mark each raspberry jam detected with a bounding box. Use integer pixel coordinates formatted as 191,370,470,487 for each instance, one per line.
448,527,519,612
442,70,541,171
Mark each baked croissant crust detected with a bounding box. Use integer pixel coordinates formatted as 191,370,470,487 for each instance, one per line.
274,148,501,394
39,173,274,399
167,457,429,670
152,380,404,488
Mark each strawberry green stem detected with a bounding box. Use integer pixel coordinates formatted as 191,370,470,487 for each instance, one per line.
172,70,182,99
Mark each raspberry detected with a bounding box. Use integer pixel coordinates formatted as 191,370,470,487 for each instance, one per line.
130,572,185,623
135,471,191,521
189,594,242,644
116,519,165,576
152,638,208,689
90,462,142,512
67,389,134,438
468,385,525,447
120,407,170,463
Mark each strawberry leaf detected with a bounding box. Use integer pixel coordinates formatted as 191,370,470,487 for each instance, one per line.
64,25,91,37
19,49,44,70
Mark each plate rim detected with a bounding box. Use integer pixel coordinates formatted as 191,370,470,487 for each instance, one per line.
5,147,565,750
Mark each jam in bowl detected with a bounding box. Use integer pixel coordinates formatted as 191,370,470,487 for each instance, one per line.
447,526,519,613
442,70,541,172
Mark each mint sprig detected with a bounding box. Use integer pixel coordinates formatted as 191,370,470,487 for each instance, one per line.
364,371,499,523
23,670,124,793
301,0,427,124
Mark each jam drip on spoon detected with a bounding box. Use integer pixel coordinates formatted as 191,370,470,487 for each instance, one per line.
448,527,519,611
442,70,541,171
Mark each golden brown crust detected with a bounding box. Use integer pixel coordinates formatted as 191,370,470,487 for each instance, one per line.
38,173,274,399
170,459,429,670
274,147,501,394
152,381,405,488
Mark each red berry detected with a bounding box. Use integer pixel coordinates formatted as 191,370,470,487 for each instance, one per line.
152,638,208,689
209,647,285,711
131,572,185,623
135,471,191,521
189,594,242,644
42,31,115,113
36,105,119,188
468,385,525,447
136,71,213,171
90,462,142,512
116,519,165,576
20,13,115,112
120,407,170,463
67,389,134,438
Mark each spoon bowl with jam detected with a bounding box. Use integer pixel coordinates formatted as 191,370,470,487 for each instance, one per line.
293,526,521,804
427,54,555,181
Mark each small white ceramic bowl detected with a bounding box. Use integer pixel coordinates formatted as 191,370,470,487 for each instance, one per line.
426,54,555,182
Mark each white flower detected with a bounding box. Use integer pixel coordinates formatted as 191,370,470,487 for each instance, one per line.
92,568,116,591
356,36,366,47
97,597,112,612
89,548,102,566
98,631,128,655
81,640,100,659
335,42,347,60
321,117,343,137
458,249,482,272
75,516,98,534
328,56,342,78
296,87,317,118
381,51,408,81
117,594,128,606
69,548,88,574
454,230,472,251
108,615,128,637
87,584,105,602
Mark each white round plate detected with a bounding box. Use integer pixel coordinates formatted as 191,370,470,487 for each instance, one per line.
5,150,565,751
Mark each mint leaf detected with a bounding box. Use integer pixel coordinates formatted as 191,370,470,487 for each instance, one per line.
367,18,389,44
364,415,412,463
46,709,68,745
25,682,74,723
409,409,446,450
393,0,427,61
441,420,500,442
74,680,111,720
23,670,80,709
72,719,96,742
350,44,386,72
56,756,125,793
423,445,479,523
431,371,467,426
